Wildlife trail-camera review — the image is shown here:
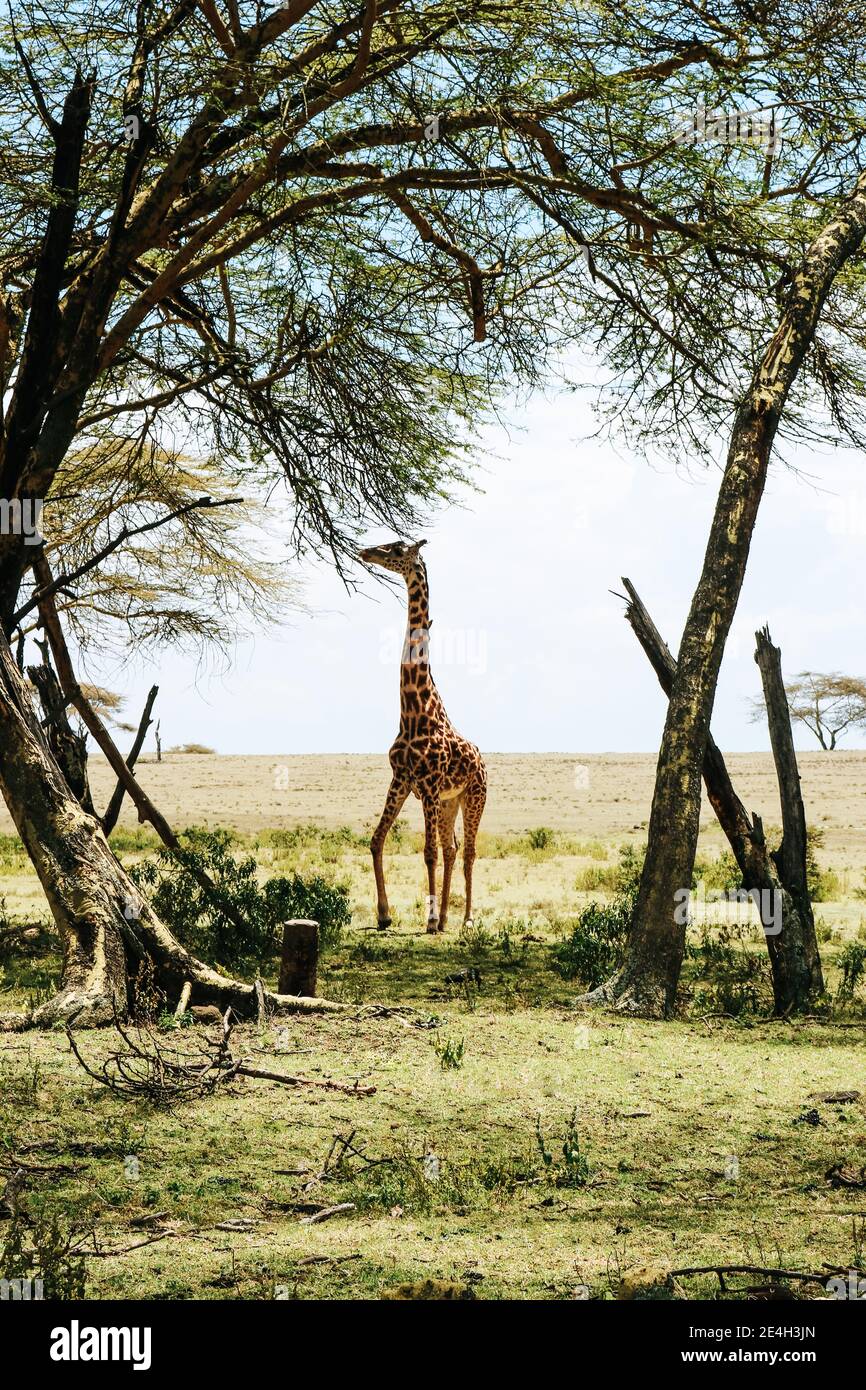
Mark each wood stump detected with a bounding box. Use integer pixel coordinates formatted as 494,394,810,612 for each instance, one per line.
278,920,319,997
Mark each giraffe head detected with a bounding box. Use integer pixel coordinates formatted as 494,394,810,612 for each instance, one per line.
358,538,427,580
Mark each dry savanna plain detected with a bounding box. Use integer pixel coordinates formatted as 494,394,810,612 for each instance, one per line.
1,751,865,1301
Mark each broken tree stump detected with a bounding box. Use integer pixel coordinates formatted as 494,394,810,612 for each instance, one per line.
619,579,824,1013
278,920,319,997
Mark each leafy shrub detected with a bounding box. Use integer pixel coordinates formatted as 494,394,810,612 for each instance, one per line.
836,942,866,1000
806,827,841,901
433,1034,465,1069
131,828,350,974
692,850,740,892
535,1109,590,1188
574,863,619,892
693,829,840,902
528,827,555,850
261,874,351,948
256,824,368,855
1,1214,87,1300
550,846,641,986
687,923,771,1015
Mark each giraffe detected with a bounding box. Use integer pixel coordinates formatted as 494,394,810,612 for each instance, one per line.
358,538,487,933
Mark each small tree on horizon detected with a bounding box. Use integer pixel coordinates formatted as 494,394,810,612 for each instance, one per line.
751,671,866,751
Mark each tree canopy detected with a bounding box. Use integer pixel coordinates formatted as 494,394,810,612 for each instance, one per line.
3,0,865,655
752,670,866,750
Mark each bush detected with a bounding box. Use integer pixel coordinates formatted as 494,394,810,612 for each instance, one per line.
806,827,841,902
574,863,619,892
692,850,741,893
693,829,839,901
535,1109,590,1188
130,828,350,974
433,1034,465,1070
686,922,772,1016
0,1214,87,1300
261,874,352,948
528,827,555,850
550,846,640,986
836,941,866,1000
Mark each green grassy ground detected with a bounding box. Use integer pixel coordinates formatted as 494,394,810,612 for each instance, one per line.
1,825,865,1301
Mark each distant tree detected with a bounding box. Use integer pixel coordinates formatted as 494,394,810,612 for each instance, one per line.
752,672,866,751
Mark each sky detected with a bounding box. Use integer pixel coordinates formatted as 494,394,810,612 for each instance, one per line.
77,379,866,756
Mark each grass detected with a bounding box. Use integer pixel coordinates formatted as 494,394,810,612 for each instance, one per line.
2,822,865,1300
3,1004,865,1300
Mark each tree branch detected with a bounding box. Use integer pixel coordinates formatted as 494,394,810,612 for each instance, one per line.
101,685,159,836
33,556,253,936
11,495,242,628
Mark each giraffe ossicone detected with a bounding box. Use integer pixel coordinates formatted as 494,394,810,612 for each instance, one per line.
359,538,487,934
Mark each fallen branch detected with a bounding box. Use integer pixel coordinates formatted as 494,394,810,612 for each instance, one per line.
301,1203,356,1225
129,1211,170,1228
66,1013,374,1107
826,1164,866,1190
297,1251,362,1266
232,1063,375,1096
77,1231,175,1258
669,1263,833,1286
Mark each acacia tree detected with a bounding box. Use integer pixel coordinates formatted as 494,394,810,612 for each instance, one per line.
597,180,866,1016
509,4,866,1017
5,0,727,1025
0,0,862,1025
752,672,866,750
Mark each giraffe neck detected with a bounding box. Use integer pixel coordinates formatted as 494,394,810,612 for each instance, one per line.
400,566,439,704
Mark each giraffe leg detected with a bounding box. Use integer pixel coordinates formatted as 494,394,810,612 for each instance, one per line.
461,779,487,926
436,797,461,933
370,778,409,929
421,793,441,932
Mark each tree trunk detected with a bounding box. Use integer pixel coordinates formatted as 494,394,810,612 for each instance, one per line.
754,626,823,1006
619,580,823,1013
591,171,866,1018
26,646,96,816
278,920,319,997
0,639,341,1029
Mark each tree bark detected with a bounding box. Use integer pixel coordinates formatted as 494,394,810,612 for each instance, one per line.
26,644,96,816
592,171,866,1018
619,580,823,1013
0,639,342,1029
754,626,824,1005
32,555,253,938
101,684,158,835
278,920,319,997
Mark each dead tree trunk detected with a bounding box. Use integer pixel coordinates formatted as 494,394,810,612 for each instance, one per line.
278,920,319,997
0,638,341,1030
618,580,823,1013
27,642,95,817
32,555,251,939
101,684,158,835
592,171,866,1018
754,625,823,1005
